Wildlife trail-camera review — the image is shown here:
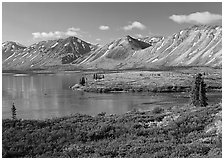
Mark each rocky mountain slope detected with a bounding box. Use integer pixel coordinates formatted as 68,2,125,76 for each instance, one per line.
2,37,97,70
2,41,26,61
72,35,153,69
74,25,221,69
2,25,222,70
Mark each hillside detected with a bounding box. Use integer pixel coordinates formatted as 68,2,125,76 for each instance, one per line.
2,25,222,70
2,37,97,70
72,35,153,69
2,103,222,158
75,25,221,69
2,41,26,61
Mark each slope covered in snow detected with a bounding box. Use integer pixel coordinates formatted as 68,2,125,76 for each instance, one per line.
2,37,97,70
72,35,152,69
2,25,222,70
2,41,26,61
74,25,222,69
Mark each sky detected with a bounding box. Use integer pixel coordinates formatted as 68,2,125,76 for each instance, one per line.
2,2,222,46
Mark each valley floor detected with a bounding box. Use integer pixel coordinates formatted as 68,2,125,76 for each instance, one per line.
2,103,222,158
76,67,222,93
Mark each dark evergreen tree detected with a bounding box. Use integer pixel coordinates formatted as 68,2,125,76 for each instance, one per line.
198,77,208,107
11,103,17,120
93,74,96,80
190,73,208,107
79,77,86,86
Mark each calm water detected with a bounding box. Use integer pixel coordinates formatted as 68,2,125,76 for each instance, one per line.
2,72,222,120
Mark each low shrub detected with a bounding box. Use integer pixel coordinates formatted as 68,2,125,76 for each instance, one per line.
2,103,222,158
151,107,164,114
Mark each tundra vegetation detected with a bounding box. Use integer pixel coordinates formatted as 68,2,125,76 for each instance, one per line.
3,103,222,157
2,103,221,158
80,67,221,93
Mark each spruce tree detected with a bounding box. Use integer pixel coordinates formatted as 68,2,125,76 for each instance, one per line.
198,76,208,107
190,73,208,107
11,103,17,120
93,74,96,80
79,77,86,86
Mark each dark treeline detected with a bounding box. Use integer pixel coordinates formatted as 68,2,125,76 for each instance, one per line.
93,73,104,80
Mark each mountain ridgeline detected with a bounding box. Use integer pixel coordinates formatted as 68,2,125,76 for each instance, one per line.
2,41,26,61
2,37,97,70
2,25,222,70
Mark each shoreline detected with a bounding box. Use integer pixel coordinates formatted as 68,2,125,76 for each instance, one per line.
80,85,221,93
2,65,222,73
72,68,222,93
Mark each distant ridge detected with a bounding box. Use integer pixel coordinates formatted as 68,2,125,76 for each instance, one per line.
2,25,222,70
2,36,97,70
74,25,222,69
2,41,26,61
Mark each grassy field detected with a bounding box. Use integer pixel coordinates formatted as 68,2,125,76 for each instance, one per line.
81,67,221,93
2,102,222,158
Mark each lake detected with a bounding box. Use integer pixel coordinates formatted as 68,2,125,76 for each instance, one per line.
2,72,222,120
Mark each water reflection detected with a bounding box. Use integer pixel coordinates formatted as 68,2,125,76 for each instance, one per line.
2,73,222,120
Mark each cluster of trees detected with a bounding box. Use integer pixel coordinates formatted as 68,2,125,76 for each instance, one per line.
93,73,104,80
79,73,106,86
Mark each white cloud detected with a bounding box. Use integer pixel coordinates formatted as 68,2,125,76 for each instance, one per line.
54,31,63,38
96,38,101,41
169,11,222,24
65,30,78,36
123,21,146,31
135,34,143,38
32,32,42,39
99,25,110,30
67,27,81,32
32,27,82,39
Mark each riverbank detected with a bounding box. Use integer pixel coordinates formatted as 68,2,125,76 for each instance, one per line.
2,102,222,158
75,68,221,93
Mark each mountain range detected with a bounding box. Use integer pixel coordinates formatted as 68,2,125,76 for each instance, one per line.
2,25,222,70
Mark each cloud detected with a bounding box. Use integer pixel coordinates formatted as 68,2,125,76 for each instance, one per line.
123,21,146,31
99,25,110,30
32,27,82,39
32,32,42,39
169,11,222,24
96,38,101,41
67,27,81,32
135,34,143,38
